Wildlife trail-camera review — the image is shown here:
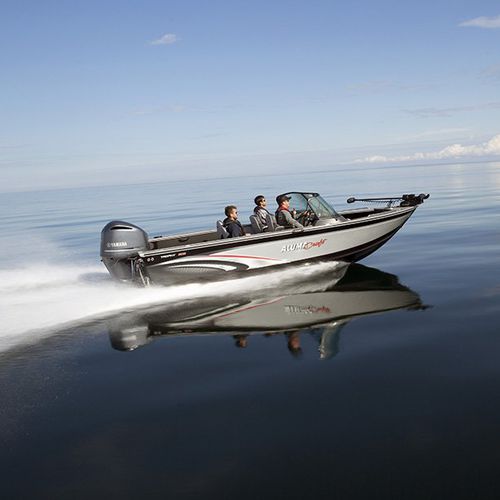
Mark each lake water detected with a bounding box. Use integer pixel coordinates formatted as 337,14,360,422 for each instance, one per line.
1,161,500,499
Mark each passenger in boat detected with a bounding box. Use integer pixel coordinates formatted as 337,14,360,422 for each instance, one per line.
253,195,272,231
223,205,245,237
275,195,304,229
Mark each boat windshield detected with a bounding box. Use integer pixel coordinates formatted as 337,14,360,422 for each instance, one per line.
285,192,341,220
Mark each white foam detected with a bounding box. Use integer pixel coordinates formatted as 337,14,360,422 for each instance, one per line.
0,260,345,353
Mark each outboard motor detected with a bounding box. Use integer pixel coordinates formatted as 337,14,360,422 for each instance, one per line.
100,221,149,282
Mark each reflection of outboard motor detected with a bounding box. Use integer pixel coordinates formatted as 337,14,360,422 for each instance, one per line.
100,221,149,281
109,325,151,351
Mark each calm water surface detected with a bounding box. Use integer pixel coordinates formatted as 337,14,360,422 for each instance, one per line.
1,162,500,499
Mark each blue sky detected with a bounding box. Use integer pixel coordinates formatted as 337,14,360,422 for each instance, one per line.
1,0,500,191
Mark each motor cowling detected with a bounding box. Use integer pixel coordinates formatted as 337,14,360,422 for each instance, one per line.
100,221,149,281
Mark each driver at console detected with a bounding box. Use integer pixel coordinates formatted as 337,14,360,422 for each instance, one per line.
275,195,304,229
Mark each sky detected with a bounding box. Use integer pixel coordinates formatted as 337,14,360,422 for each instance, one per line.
1,0,500,192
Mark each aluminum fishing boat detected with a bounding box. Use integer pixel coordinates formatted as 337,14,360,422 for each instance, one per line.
100,191,429,285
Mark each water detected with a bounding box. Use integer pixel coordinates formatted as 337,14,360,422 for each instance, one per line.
1,161,500,499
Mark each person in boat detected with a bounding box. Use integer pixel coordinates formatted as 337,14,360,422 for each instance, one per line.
253,195,272,231
275,194,304,229
223,205,245,237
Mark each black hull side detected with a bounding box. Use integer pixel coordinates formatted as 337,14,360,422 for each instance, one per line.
339,227,401,262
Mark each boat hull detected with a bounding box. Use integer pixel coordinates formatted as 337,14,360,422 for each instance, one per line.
141,206,416,284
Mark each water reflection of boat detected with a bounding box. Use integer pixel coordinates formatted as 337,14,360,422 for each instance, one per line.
108,263,424,359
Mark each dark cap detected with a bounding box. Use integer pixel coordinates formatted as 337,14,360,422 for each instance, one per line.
276,194,291,204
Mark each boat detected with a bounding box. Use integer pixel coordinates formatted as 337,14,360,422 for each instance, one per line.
106,263,424,358
100,191,429,285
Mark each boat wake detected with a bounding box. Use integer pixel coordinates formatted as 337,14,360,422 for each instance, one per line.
0,260,346,353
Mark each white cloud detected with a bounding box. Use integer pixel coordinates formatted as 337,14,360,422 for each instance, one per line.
347,80,434,94
131,104,186,116
400,128,471,141
404,102,500,118
459,15,500,29
481,64,500,82
354,134,500,164
151,33,179,45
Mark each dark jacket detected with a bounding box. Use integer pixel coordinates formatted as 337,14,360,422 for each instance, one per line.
223,217,245,237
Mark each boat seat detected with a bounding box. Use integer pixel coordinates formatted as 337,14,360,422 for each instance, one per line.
265,213,283,232
249,214,264,234
216,220,229,239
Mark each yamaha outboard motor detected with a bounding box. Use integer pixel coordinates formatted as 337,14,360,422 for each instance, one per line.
100,221,149,282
